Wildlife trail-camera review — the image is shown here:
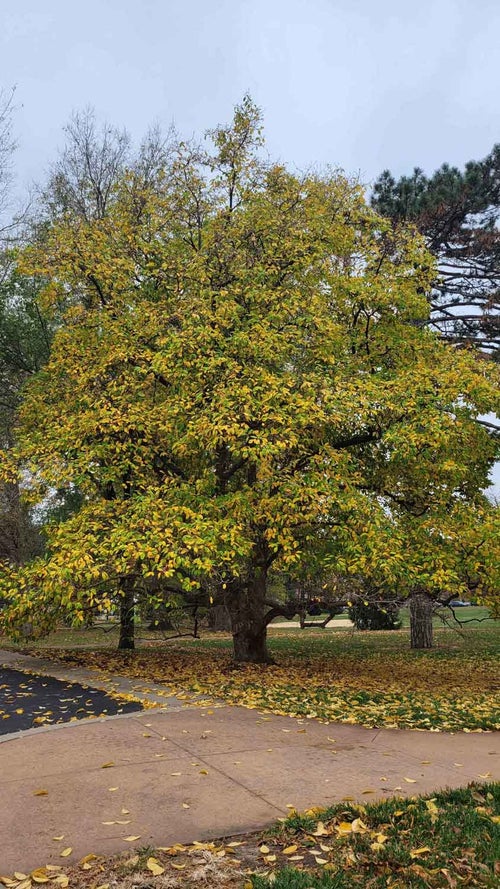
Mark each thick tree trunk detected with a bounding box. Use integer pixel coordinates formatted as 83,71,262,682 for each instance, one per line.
409,591,434,649
118,578,135,650
227,569,272,663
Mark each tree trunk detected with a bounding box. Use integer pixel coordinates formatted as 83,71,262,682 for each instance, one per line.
118,578,135,650
409,591,433,649
227,569,272,663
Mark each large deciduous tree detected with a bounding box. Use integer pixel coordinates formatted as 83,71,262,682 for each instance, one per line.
1,98,498,661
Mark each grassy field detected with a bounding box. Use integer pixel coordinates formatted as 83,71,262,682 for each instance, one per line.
12,619,499,732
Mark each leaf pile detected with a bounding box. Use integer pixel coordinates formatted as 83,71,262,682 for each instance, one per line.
32,627,500,731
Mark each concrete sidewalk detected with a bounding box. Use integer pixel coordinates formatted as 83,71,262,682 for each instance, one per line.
0,652,499,873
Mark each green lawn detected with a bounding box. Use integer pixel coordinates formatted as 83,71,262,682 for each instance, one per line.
252,783,500,889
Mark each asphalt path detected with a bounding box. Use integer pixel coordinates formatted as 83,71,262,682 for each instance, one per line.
0,666,142,734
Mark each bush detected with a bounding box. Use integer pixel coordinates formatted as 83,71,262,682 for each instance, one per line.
348,601,401,630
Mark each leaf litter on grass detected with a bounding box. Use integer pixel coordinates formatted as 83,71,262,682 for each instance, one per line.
30,627,500,731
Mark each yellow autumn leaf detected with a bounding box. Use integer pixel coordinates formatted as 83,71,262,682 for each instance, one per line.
410,846,431,858
312,822,329,836
282,845,298,855
146,858,164,876
60,848,72,857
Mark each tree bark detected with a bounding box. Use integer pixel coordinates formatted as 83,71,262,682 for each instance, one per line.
227,569,272,663
118,578,135,650
409,591,434,649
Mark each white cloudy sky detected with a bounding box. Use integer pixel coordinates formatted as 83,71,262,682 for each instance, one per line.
1,0,499,190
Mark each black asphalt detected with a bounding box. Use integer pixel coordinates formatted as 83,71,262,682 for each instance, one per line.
0,667,142,734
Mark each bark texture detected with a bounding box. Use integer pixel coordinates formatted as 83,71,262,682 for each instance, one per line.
410,591,434,649
227,570,271,663
118,578,135,650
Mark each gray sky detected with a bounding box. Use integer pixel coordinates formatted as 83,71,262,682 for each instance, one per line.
1,0,500,192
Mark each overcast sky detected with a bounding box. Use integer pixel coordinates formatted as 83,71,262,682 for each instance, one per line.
1,0,499,193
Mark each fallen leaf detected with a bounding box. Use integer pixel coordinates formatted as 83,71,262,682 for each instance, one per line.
124,856,139,867
404,778,417,783
182,803,190,809
283,845,298,855
33,789,48,796
100,762,114,768
259,845,270,854
52,836,64,841
146,858,164,876
60,848,72,858
312,822,329,837
124,836,141,842
410,846,431,859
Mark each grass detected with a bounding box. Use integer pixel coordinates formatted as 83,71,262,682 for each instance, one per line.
11,621,500,732
252,782,500,888
2,784,498,888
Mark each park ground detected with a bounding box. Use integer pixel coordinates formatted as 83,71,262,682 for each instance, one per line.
0,611,498,887
9,608,499,732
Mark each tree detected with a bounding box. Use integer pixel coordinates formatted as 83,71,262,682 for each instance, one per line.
1,98,499,661
371,149,500,362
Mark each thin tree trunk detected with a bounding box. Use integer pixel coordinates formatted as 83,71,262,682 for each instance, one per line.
227,569,272,663
118,578,135,650
409,591,433,649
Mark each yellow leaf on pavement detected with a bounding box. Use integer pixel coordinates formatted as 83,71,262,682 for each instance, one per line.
60,848,72,857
